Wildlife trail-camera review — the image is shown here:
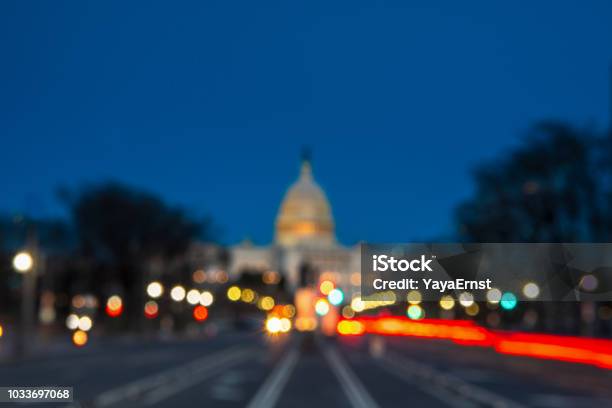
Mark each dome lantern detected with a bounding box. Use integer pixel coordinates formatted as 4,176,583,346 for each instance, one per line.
275,156,335,247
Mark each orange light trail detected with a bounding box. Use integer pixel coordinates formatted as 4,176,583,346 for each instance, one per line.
345,316,493,346
494,332,612,369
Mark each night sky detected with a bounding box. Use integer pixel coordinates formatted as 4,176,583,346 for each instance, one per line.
1,1,611,245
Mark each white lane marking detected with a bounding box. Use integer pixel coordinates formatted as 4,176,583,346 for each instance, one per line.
377,358,476,408
93,345,254,407
323,347,381,408
246,349,300,408
382,352,527,408
142,347,254,406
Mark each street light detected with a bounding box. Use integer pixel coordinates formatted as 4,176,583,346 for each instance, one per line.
12,250,37,358
146,281,164,298
170,285,186,302
12,252,33,273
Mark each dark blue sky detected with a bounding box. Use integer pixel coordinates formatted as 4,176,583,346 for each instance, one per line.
1,1,611,245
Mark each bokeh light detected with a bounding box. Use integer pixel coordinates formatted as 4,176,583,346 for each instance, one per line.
319,280,334,296
192,269,206,284
66,314,79,330
72,295,86,309
193,305,209,321
407,290,422,305
279,318,292,333
350,296,365,313
84,295,98,309
486,288,502,304
146,282,164,299
439,295,455,310
328,288,344,306
580,274,599,291
282,304,296,318
105,295,123,317
465,303,480,316
406,304,424,320
266,317,282,334
500,292,518,310
522,282,540,299
72,330,88,347
227,286,241,301
170,285,186,302
459,292,474,307
295,317,317,331
215,270,229,284
78,316,93,331
186,289,201,305
200,291,214,307
262,271,280,285
315,299,330,316
342,305,355,318
12,251,33,273
144,300,159,318
241,288,256,303
258,296,275,311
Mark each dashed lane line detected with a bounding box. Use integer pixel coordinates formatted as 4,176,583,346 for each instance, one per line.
141,347,255,406
245,348,300,408
323,346,381,408
93,345,255,407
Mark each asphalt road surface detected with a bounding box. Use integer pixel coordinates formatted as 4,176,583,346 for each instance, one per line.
1,330,612,408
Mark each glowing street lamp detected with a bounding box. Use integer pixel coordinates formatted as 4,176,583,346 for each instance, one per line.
266,317,282,334
199,291,214,307
170,285,186,302
12,251,33,273
186,289,200,305
12,249,39,357
146,282,164,298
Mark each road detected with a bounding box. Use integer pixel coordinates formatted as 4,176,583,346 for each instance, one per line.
1,329,612,408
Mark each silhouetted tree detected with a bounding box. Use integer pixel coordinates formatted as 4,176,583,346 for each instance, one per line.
456,122,607,242
455,121,611,335
67,183,207,326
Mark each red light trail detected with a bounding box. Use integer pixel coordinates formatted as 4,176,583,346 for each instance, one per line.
337,316,612,370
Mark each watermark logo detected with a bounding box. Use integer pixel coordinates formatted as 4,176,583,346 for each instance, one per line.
372,254,435,272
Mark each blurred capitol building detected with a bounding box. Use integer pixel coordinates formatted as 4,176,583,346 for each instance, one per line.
228,158,361,295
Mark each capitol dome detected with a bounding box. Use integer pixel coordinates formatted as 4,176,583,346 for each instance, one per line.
275,159,335,247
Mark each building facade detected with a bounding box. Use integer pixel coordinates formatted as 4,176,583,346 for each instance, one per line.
229,158,361,296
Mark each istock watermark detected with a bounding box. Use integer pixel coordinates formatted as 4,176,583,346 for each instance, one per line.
361,243,612,302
